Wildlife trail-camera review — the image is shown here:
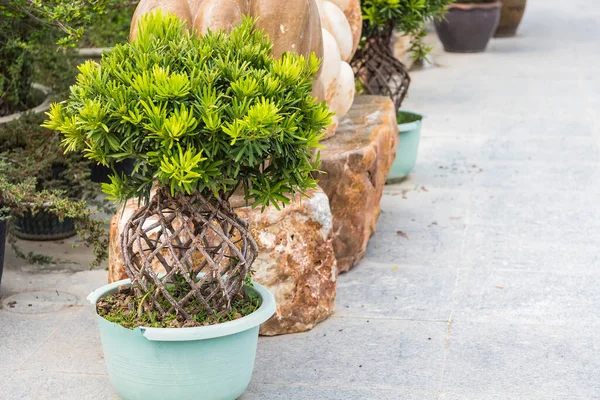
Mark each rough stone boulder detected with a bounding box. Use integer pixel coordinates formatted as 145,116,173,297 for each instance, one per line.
316,95,398,272
108,188,337,336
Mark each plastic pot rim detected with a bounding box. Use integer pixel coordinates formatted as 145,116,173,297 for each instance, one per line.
397,110,424,132
88,278,276,342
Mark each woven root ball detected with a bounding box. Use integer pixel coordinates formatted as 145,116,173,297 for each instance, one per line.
120,188,258,322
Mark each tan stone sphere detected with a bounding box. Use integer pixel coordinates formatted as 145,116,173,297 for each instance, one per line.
130,0,361,129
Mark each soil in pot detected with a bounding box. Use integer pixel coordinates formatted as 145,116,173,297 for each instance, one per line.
495,0,527,37
13,209,76,241
97,285,261,329
435,2,502,53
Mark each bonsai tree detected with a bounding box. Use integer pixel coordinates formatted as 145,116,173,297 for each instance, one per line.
352,0,454,108
0,0,119,116
44,12,332,326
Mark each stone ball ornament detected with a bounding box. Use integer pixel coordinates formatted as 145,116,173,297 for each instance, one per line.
130,0,361,137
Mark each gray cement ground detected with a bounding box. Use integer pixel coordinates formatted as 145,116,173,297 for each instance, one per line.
1,0,599,398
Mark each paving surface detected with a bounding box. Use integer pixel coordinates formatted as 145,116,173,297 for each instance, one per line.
1,0,599,398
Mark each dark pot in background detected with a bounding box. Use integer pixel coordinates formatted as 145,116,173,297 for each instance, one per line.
0,218,7,293
435,2,502,53
90,159,135,184
495,0,527,37
13,208,76,241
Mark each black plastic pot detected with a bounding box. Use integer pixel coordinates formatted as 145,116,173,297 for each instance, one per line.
90,159,135,184
435,2,502,53
0,218,6,292
13,209,76,241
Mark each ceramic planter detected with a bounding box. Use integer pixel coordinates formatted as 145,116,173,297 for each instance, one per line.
495,0,527,37
387,110,423,184
435,2,502,53
88,279,276,400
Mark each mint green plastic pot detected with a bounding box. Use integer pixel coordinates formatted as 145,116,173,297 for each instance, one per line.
387,110,423,184
87,279,276,400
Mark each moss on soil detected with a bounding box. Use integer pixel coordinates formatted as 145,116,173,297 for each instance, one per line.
397,111,423,124
97,285,261,329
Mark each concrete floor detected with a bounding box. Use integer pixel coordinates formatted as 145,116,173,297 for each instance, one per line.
2,0,599,398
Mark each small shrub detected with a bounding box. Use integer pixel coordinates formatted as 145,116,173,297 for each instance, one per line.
0,0,120,115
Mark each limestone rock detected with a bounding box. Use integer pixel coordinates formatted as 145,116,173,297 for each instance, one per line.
108,188,337,336
316,95,399,272
237,188,337,335
130,0,360,128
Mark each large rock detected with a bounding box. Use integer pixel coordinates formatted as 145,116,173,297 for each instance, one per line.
108,188,337,336
317,95,399,272
131,0,360,131
237,188,337,335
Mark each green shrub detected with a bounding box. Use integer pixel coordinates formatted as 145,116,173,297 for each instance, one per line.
0,113,109,267
0,113,92,198
80,3,137,48
0,0,119,115
45,12,332,210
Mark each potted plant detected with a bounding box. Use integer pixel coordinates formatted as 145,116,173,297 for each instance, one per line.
495,0,527,37
387,111,424,184
352,0,453,108
434,0,502,53
0,113,99,240
44,11,332,400
0,157,108,291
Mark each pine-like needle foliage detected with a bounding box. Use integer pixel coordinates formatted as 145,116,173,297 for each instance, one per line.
44,12,332,210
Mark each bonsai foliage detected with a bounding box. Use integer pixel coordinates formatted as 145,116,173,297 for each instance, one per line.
45,11,331,325
45,12,331,210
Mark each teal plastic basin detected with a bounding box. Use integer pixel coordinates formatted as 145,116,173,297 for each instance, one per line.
88,279,276,400
387,110,423,183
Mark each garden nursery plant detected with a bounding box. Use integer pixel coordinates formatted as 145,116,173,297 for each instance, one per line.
44,11,332,400
352,0,453,108
0,113,108,265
